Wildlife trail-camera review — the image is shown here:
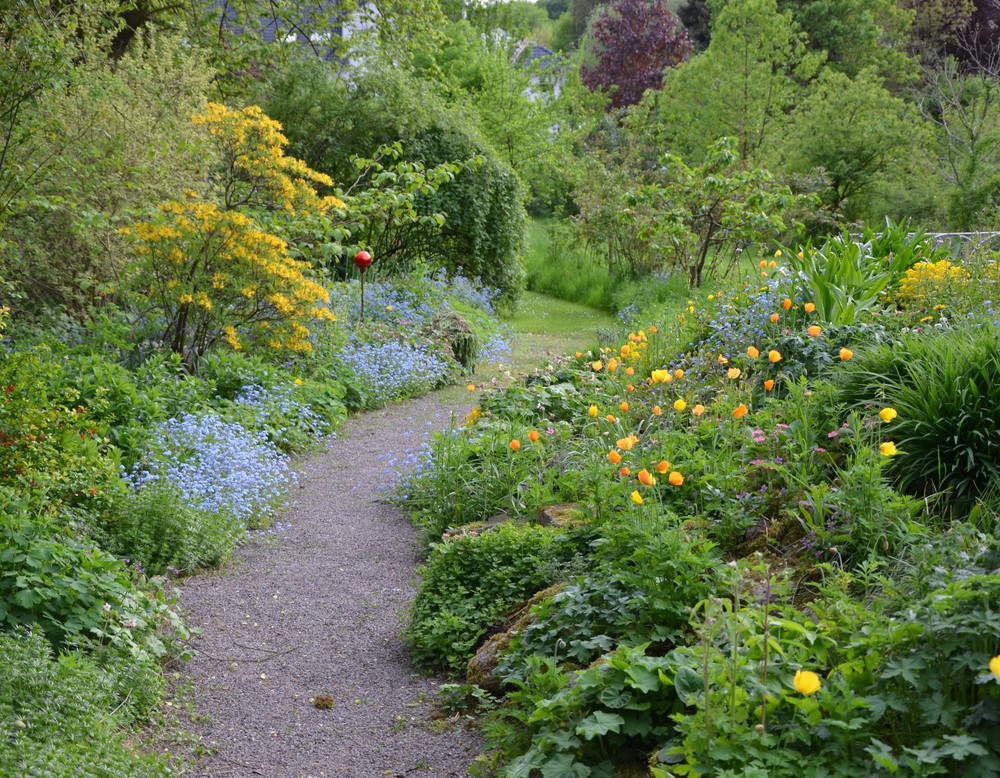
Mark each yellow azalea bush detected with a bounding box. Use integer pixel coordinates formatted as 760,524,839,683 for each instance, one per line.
123,199,334,362
192,103,344,216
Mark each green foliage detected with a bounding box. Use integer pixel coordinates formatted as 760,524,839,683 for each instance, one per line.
0,510,189,662
0,628,169,778
782,221,952,325
835,326,1000,513
98,481,243,576
775,67,919,220
408,522,576,673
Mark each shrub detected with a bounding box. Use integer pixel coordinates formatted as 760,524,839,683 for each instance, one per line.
0,628,169,777
408,523,577,673
835,326,1000,513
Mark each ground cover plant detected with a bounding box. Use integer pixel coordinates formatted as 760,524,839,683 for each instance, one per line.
394,233,1000,778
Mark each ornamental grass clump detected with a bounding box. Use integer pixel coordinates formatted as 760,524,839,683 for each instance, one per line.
835,326,1000,513
126,412,295,525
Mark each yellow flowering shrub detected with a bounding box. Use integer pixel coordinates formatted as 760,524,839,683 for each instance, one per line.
192,103,344,216
895,260,968,310
122,199,334,362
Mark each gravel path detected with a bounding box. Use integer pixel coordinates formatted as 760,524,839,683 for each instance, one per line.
177,394,480,778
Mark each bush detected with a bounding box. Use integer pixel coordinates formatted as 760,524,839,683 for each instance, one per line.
0,628,169,777
835,326,1000,513
408,522,577,673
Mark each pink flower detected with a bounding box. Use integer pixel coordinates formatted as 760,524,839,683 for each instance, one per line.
828,430,839,438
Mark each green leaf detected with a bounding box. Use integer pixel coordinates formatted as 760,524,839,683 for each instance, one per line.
540,754,591,778
575,710,625,740
674,665,702,702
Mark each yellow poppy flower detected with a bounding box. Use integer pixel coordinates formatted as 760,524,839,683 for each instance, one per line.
880,441,897,456
879,407,898,423
747,346,759,359
588,405,598,417
793,670,822,695
674,399,687,412
592,360,603,371
692,404,706,416
804,302,815,313
990,655,1000,679
630,490,643,505
727,368,741,379
769,350,782,363
668,471,684,486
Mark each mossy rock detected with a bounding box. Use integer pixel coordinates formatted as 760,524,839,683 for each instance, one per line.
537,503,587,528
466,582,564,694
425,311,479,372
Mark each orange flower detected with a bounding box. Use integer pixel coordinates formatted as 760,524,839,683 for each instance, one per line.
626,384,635,392
466,383,476,391
625,367,635,376
747,346,759,359
797,250,805,260
840,348,854,361
620,467,631,476
649,326,658,334
692,404,706,416
509,439,521,451
674,369,684,379
606,414,617,423
528,430,540,443
652,405,662,416
769,312,780,323
768,350,782,363
733,404,748,419
609,450,622,464
804,302,815,313
727,367,741,379
575,351,583,358
759,260,768,268
637,468,656,486
656,460,670,474
620,401,629,412
717,354,729,365
668,471,684,486
764,379,775,391
782,298,792,310
807,325,821,338
616,436,635,451
607,358,619,371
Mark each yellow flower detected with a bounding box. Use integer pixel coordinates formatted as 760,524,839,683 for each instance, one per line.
794,670,822,695
747,346,759,359
674,399,687,412
294,378,303,386
840,348,854,361
727,368,741,380
692,404,706,416
467,383,476,391
990,655,1000,679
576,351,583,358
651,369,670,384
386,305,392,311
807,325,822,338
804,302,816,313
637,469,656,486
769,350,782,363
592,360,603,371
880,441,897,457
774,249,783,258
733,404,748,419
879,407,898,423
588,405,599,418
717,354,729,365
630,490,643,505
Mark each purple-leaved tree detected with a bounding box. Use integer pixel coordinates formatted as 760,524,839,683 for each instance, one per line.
580,0,693,110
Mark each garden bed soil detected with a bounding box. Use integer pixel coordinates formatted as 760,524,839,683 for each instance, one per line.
176,393,480,777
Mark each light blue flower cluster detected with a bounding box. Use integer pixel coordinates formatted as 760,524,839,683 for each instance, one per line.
479,330,513,364
126,412,296,523
338,339,451,407
234,383,332,441
425,270,501,315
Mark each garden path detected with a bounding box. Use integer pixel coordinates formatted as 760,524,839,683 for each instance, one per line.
176,394,479,778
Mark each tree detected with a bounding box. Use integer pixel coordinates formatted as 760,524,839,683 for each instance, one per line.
658,0,823,162
580,0,693,110
678,0,712,51
776,67,918,220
